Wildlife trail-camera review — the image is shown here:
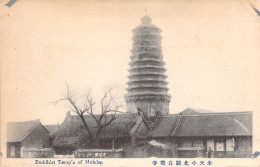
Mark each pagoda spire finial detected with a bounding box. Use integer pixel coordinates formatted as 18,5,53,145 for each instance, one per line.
141,15,152,25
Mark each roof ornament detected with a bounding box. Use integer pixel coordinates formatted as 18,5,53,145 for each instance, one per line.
66,111,71,120
141,15,152,25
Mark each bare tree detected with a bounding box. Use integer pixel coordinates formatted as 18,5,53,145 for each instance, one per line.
53,83,123,148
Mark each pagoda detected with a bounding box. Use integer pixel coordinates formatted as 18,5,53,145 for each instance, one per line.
125,16,171,116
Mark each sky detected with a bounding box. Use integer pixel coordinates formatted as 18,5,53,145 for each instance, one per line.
1,0,260,128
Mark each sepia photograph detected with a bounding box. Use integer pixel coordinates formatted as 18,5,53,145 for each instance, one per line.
1,0,260,166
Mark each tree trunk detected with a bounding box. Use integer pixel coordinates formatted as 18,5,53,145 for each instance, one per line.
93,136,100,148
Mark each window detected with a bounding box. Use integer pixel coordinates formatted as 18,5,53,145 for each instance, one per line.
10,145,15,157
207,139,215,151
180,139,192,147
179,139,204,148
226,138,235,151
216,141,225,151
193,139,203,147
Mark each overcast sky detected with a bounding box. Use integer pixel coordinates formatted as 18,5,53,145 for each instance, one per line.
1,0,260,128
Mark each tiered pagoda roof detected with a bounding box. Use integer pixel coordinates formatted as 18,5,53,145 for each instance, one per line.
125,16,171,103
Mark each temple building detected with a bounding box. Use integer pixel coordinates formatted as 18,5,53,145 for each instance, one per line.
49,16,252,158
7,16,252,158
125,16,171,115
7,120,52,158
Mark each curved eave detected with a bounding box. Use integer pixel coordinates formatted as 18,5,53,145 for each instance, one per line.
132,41,161,46
125,92,171,98
132,35,162,41
130,64,165,69
127,78,168,84
128,72,167,77
130,51,163,57
128,66,166,72
128,74,168,79
132,44,161,48
127,85,169,91
129,58,165,65
130,56,163,61
132,25,162,33
127,82,168,87
131,47,162,53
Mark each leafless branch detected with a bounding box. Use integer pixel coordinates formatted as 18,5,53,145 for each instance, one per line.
53,83,123,148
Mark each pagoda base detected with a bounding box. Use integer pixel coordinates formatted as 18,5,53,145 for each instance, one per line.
126,98,169,116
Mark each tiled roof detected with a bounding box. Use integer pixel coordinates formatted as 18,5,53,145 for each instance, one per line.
44,124,59,133
151,111,252,137
7,120,43,142
52,113,137,140
130,116,143,136
52,109,252,148
179,108,213,115
53,136,79,147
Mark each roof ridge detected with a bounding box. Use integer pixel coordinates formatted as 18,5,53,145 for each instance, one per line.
20,121,42,142
158,111,252,118
186,107,213,112
68,112,135,118
151,112,252,137
7,119,41,124
44,124,59,126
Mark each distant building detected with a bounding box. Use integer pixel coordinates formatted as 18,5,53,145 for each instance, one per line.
7,120,51,158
